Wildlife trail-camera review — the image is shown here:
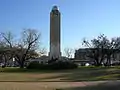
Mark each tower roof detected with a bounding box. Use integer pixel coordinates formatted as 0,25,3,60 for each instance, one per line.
52,5,59,11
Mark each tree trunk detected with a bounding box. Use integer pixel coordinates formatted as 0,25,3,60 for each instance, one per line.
17,58,25,68
19,62,24,68
3,54,7,67
95,58,102,66
106,55,111,66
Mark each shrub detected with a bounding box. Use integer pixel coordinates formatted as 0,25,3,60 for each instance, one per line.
48,61,78,70
26,61,48,69
26,61,40,69
27,60,78,70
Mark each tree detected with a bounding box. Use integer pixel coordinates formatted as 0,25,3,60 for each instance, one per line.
0,29,41,68
0,32,14,67
82,34,110,66
109,37,120,63
13,29,41,68
64,48,73,58
38,47,47,56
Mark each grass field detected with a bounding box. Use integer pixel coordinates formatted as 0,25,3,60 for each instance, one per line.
0,67,120,82
0,67,120,90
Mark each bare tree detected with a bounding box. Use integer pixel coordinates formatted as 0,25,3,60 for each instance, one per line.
82,34,110,66
0,32,14,67
13,29,41,68
0,29,43,68
1,31,14,48
39,47,47,56
64,48,73,58
109,37,120,64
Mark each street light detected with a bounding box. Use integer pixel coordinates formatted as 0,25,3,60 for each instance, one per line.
13,58,15,67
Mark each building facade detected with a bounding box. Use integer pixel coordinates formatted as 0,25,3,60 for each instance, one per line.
74,48,120,65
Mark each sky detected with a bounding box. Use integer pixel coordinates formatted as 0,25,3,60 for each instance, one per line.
0,0,120,56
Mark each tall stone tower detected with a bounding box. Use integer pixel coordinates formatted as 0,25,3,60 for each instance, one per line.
49,6,61,60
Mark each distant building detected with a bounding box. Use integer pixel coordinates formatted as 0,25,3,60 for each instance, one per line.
28,55,49,64
28,55,70,64
74,48,120,66
75,48,92,60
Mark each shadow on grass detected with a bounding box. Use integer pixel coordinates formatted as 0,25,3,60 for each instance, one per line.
0,67,71,73
59,67,120,81
30,67,120,81
61,81,120,90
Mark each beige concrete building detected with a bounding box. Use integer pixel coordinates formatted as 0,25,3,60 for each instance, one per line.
74,48,120,65
49,6,61,60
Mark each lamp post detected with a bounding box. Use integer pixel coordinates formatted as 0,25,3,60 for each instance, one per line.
13,58,15,67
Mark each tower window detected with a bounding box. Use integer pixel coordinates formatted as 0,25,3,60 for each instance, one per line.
52,10,59,15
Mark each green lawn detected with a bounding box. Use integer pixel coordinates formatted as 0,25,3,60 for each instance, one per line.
0,66,120,82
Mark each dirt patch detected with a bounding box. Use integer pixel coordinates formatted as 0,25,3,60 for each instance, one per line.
0,81,110,90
